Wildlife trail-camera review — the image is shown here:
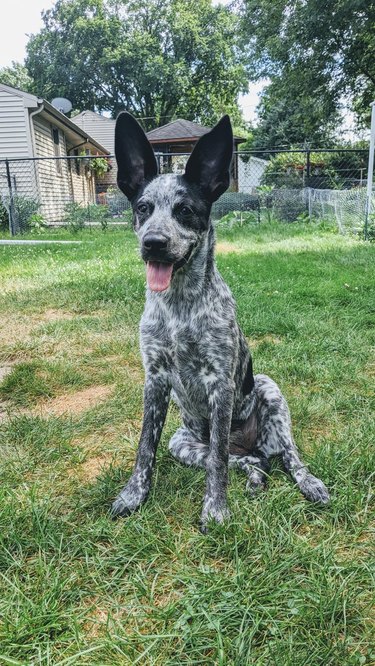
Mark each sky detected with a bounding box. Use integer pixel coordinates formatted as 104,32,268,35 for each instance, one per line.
0,0,265,124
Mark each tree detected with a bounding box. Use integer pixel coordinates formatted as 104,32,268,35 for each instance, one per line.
0,62,34,92
25,0,248,128
240,0,375,141
249,75,340,149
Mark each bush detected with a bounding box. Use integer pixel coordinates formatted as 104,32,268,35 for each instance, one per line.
64,202,86,232
261,150,367,190
64,202,110,232
217,210,260,227
212,192,260,219
0,197,8,231
0,195,42,233
271,189,307,222
28,213,47,233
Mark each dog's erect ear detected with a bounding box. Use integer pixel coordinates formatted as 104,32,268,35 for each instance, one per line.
184,115,233,202
115,112,158,201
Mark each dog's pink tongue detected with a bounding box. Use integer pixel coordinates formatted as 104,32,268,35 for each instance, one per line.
146,262,173,292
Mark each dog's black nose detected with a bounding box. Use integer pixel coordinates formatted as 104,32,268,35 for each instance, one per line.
143,234,168,253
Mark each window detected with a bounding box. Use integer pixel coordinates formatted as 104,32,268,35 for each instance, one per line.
52,127,62,175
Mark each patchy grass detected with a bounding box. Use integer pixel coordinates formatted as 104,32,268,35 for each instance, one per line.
0,223,374,665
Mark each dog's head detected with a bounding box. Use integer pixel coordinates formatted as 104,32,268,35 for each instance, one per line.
115,112,233,292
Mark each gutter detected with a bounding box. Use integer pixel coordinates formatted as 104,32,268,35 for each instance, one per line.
67,140,89,155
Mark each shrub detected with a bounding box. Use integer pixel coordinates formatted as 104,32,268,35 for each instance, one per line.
64,202,86,233
212,192,260,219
1,195,42,233
28,213,47,233
0,197,8,231
261,150,367,190
271,189,308,222
64,202,110,232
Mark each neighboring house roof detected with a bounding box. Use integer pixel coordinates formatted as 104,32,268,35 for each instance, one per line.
146,118,245,144
146,119,211,143
0,84,110,155
71,110,246,149
71,110,115,153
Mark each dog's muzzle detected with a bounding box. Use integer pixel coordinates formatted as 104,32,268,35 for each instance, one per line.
142,233,174,292
141,233,196,293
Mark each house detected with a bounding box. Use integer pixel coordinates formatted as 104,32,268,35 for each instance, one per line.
71,110,116,191
71,112,246,191
0,84,109,224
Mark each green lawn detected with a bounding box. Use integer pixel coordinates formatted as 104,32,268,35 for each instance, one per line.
0,223,374,665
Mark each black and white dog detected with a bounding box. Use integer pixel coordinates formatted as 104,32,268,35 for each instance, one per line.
112,113,329,530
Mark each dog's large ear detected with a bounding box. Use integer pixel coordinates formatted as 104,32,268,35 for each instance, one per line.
115,112,158,201
184,115,233,202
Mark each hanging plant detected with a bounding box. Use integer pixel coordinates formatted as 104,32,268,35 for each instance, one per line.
89,156,111,177
78,152,111,177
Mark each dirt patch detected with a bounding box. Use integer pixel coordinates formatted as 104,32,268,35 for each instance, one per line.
32,384,114,418
79,454,113,482
0,316,35,347
42,309,76,322
0,364,13,382
0,401,9,422
247,335,282,348
0,310,76,348
83,598,110,639
216,241,243,254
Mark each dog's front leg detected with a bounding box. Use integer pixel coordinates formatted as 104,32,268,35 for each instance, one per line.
111,375,170,518
200,384,234,532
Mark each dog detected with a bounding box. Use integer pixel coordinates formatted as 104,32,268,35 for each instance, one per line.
111,112,329,531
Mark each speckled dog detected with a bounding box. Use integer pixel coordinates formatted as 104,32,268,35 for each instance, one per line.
111,113,329,530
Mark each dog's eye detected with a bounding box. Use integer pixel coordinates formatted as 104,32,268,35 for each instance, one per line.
137,203,149,215
179,205,193,217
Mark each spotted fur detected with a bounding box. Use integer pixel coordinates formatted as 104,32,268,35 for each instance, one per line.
111,113,329,530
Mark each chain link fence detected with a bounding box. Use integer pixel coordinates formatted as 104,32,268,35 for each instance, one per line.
0,149,372,236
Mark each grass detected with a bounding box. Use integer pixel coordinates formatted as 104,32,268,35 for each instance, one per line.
0,222,374,665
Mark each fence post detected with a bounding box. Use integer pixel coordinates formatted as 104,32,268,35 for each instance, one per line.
5,159,15,236
365,100,375,240
306,145,311,188
307,187,312,222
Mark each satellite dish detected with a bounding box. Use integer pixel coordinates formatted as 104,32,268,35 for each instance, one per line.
51,97,73,114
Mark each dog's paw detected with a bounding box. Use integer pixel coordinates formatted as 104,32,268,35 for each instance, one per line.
199,497,230,533
299,474,330,505
111,477,150,519
246,477,266,498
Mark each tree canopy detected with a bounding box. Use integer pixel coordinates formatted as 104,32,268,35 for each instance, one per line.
241,0,375,146
0,62,34,93
25,0,248,128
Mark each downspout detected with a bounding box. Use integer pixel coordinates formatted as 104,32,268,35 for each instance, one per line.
28,100,44,205
29,99,44,154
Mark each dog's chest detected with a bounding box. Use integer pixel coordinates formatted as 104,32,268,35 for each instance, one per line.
141,308,221,418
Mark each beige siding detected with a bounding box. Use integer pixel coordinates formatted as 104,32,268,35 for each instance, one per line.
33,116,95,223
0,90,30,159
72,112,117,190
69,156,96,206
0,90,36,204
33,116,71,223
